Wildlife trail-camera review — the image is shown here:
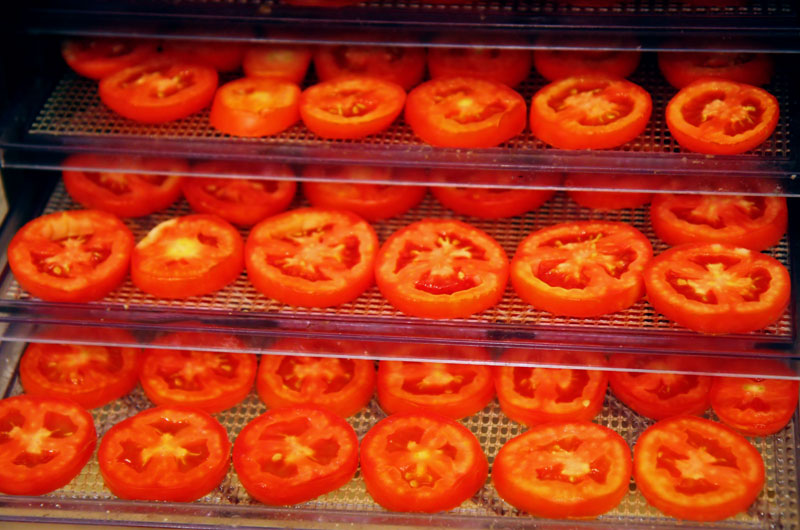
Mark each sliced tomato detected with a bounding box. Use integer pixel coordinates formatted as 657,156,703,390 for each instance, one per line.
493,421,631,518
533,36,641,82
643,242,790,334
209,77,300,137
8,210,134,303
494,349,608,425
242,44,312,83
650,193,787,251
665,79,779,155
245,208,378,307
62,153,186,218
131,214,244,299
183,162,297,227
162,39,245,72
375,218,509,319
510,221,653,317
530,75,652,149
633,415,765,521
313,44,425,91
405,77,526,148
427,37,532,88
301,165,426,221
99,58,218,124
233,406,359,505
97,406,230,501
62,38,157,80
658,47,773,89
360,411,488,512
565,173,656,210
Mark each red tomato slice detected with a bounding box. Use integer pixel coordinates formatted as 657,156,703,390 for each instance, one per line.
233,406,359,505
530,75,652,150
313,44,425,91
209,77,300,137
99,58,218,124
533,36,641,82
650,193,787,251
608,354,712,420
375,218,509,319
183,162,297,227
643,242,790,334
633,415,765,521
8,210,134,303
360,411,488,512
565,173,656,210
20,342,141,409
493,421,631,518
510,221,653,317
665,79,779,155
62,38,157,80
405,77,526,148
301,165,426,221
243,44,312,83
131,214,244,299
658,47,773,89
62,153,186,218
427,37,532,88
97,406,231,501
162,40,245,72
494,349,608,425
0,395,96,495
245,208,378,307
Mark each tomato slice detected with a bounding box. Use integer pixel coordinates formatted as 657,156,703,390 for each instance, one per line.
633,415,765,521
650,193,787,251
530,75,652,150
360,411,488,512
131,214,244,299
210,77,300,137
301,165,426,221
313,44,425,91
98,406,231,501
99,58,219,124
8,210,134,303
510,221,653,317
375,218,509,319
658,47,773,89
533,36,641,82
427,38,532,88
183,162,297,227
245,208,378,307
62,153,187,218
565,173,656,210
493,421,631,518
710,359,799,436
243,44,312,83
0,395,96,495
20,342,141,409
256,348,376,417
494,349,608,425
233,406,359,505
62,38,157,80
643,242,790,334
665,79,779,155
162,40,245,72
405,77,526,148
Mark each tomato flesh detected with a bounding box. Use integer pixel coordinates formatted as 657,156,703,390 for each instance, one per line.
313,45,425,91
243,44,312,83
210,77,301,137
62,38,157,80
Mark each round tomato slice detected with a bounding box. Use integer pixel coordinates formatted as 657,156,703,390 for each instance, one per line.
530,75,652,150
99,58,218,124
243,44,312,83
183,162,297,227
62,38,157,80
256,348,375,417
658,48,773,89
405,77,526,148
162,40,245,72
533,36,641,82
210,77,300,137
710,359,799,436
245,208,378,307
493,421,631,518
313,44,425,91
650,193,787,251
494,349,608,425
510,221,653,317
301,165,426,221
20,342,141,409
665,79,779,155
131,214,244,299
643,242,790,334
0,395,96,496
427,38,532,88
98,406,231,501
62,153,187,218
8,210,134,303
608,354,712,420
375,219,509,319
633,415,765,521
360,411,488,513
233,406,359,505
565,173,656,210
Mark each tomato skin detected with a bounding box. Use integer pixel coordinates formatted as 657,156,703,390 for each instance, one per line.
8,209,134,303
0,395,97,496
658,49,773,89
233,406,359,505
565,173,656,210
162,40,245,72
533,37,641,82
510,221,653,317
314,45,425,91
643,243,790,334
427,40,532,88
62,38,158,80
431,183,557,219
360,411,488,513
210,77,300,137
633,415,765,521
243,44,312,83
493,421,631,518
